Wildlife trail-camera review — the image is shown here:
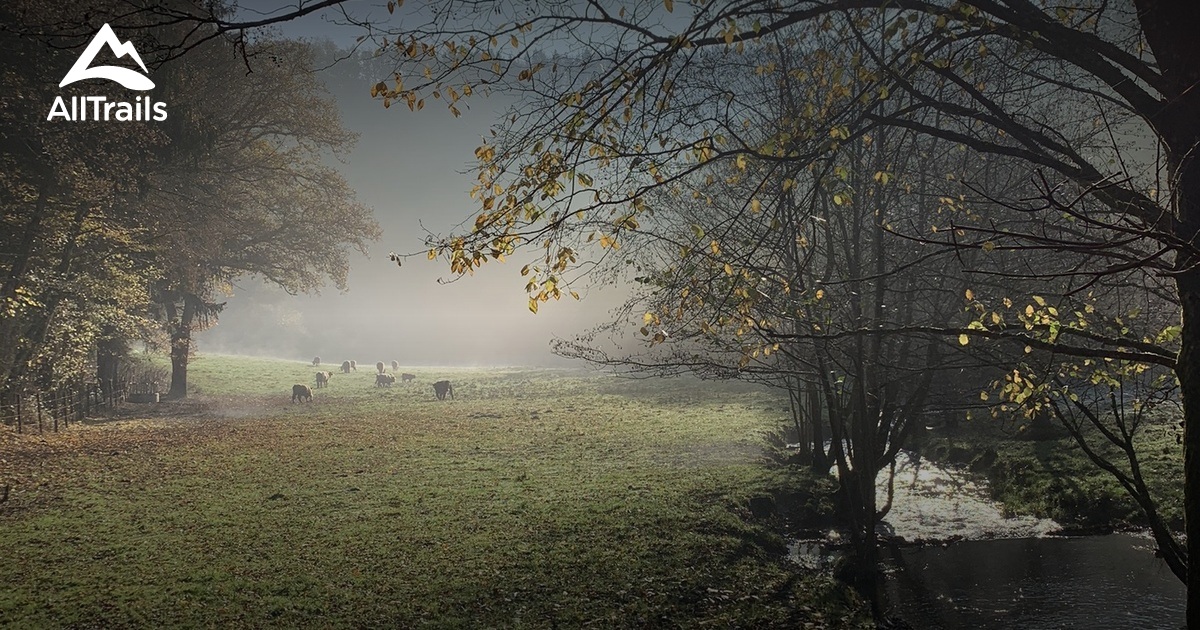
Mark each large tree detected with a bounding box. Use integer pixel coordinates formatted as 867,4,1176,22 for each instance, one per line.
0,0,164,403
143,35,380,398
1,2,380,401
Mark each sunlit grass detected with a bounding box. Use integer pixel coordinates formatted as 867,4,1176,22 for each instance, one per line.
0,354,867,628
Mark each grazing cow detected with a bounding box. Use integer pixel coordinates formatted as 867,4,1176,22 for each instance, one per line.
292,384,313,403
376,361,385,374
401,373,415,383
433,380,454,400
315,371,332,388
341,360,352,374
391,360,399,371
376,373,396,387
350,360,358,371
312,356,321,366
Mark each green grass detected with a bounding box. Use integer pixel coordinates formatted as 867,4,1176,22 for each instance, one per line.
924,419,1184,530
0,355,867,628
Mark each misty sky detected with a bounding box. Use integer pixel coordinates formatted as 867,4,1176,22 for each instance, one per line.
201,3,631,366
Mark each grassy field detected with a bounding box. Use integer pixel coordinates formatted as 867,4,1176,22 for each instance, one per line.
0,355,867,628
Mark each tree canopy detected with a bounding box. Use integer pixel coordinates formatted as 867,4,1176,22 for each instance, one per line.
0,0,380,401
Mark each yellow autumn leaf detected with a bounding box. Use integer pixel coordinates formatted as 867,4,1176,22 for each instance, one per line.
959,334,970,346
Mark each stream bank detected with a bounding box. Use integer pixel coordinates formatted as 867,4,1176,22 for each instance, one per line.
784,450,1184,628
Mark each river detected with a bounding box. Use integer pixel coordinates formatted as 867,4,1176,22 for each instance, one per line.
792,452,1185,628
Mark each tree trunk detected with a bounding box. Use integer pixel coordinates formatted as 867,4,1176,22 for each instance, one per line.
96,336,123,397
165,296,197,400
787,376,811,465
169,337,188,399
1167,114,1200,630
1133,1,1200,621
1177,273,1200,628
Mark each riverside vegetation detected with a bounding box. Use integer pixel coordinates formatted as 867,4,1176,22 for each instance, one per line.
0,354,869,628
922,420,1184,533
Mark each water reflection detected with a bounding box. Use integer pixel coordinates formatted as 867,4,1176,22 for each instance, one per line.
792,452,1184,628
883,534,1184,629
879,452,1056,541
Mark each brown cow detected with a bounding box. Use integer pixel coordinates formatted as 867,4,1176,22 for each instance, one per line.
376,361,385,374
401,373,415,383
292,384,313,403
376,373,396,387
391,360,399,371
433,380,454,400
315,371,332,388
312,356,321,366
341,360,352,374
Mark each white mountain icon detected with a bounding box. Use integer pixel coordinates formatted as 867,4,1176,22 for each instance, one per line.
59,23,155,91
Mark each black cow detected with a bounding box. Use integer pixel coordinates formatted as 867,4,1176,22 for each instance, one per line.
433,380,454,400
292,384,313,403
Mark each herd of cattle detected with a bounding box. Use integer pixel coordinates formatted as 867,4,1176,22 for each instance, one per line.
291,356,454,403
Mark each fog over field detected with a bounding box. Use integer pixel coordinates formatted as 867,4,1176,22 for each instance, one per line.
200,22,628,366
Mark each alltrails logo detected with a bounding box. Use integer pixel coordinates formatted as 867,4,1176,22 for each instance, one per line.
47,23,168,121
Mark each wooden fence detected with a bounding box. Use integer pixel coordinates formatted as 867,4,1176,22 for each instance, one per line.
0,380,159,434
